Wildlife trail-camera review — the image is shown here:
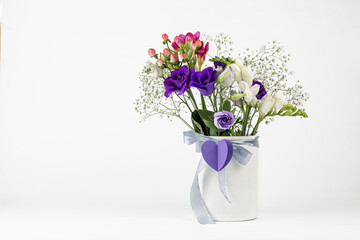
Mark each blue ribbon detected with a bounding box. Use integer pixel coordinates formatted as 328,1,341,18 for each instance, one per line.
184,130,259,224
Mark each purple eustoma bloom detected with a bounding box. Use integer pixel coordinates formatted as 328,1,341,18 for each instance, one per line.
214,111,235,130
252,80,267,100
163,66,190,98
189,67,217,96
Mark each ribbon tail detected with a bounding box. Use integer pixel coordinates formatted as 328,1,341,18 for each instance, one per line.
190,158,215,224
233,145,253,166
218,168,231,203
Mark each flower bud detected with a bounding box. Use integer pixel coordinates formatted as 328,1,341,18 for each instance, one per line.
147,48,156,57
160,53,167,62
173,36,179,42
281,110,293,116
218,67,230,83
280,104,293,112
157,59,164,67
230,93,245,101
179,53,187,61
162,34,169,41
195,39,202,48
163,48,171,57
170,53,178,63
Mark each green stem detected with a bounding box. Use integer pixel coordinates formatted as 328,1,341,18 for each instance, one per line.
178,116,195,131
208,96,216,111
251,117,263,135
213,89,218,112
246,107,257,136
175,93,192,112
200,94,207,110
188,89,199,111
219,87,224,111
241,105,251,136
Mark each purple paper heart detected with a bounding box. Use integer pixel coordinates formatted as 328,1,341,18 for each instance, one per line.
201,140,233,171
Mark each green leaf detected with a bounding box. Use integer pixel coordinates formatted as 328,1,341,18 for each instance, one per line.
220,131,231,136
210,128,217,136
223,100,231,112
191,111,208,135
197,110,219,133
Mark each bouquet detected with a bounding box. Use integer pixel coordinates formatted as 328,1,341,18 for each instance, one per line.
135,31,308,136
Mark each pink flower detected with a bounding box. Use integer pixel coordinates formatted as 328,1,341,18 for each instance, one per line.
195,42,209,71
170,53,178,63
175,31,200,44
163,48,171,57
177,34,186,44
148,48,156,57
162,34,169,40
193,31,201,42
179,53,187,61
172,31,201,51
196,42,209,61
194,39,202,48
171,42,180,51
157,59,164,67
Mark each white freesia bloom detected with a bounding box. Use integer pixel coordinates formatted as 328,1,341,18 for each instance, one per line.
235,58,244,68
259,95,275,117
218,63,241,87
241,66,254,86
234,58,254,86
217,66,231,86
230,63,242,83
238,81,260,104
273,92,286,111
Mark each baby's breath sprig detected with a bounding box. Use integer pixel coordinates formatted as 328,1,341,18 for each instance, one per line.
240,41,309,107
134,63,184,121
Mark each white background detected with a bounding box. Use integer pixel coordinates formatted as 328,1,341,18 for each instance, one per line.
1,0,360,239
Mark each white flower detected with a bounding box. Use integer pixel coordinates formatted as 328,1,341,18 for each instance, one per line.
273,92,285,111
235,58,244,68
218,66,231,86
241,66,254,86
234,58,254,86
149,63,162,78
259,95,275,117
218,63,241,87
238,81,259,105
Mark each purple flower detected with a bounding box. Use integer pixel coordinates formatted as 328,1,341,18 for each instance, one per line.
214,111,235,130
214,61,226,69
252,80,267,100
164,66,190,98
189,67,217,96
213,58,229,70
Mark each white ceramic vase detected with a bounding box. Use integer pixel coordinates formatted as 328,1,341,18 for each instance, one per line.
198,135,259,222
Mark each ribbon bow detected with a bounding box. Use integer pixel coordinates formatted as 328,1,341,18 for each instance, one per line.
183,130,259,224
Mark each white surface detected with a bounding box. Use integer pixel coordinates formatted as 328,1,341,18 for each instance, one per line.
1,0,360,239
0,207,359,240
200,136,258,221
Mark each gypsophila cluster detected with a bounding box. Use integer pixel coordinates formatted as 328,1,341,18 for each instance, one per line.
241,41,309,107
202,33,234,57
134,62,187,122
